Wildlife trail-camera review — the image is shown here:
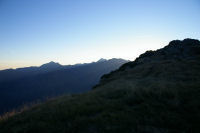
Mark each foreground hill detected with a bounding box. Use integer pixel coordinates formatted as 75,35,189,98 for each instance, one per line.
0,58,127,114
0,39,200,133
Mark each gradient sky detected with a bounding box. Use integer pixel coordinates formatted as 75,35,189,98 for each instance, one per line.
0,0,200,70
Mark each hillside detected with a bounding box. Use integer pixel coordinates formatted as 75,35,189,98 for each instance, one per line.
0,39,200,133
0,58,128,115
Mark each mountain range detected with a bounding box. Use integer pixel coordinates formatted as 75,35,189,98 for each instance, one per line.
0,58,128,114
0,38,200,133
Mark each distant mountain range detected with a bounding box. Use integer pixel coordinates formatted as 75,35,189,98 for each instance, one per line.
0,58,128,114
0,61,87,84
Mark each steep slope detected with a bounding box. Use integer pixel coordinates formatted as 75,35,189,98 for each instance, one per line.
0,58,128,115
0,39,200,133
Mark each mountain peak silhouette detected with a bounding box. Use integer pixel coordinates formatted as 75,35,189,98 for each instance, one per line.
40,61,62,69
97,58,107,62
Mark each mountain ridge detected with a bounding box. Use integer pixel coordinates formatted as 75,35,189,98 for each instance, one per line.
0,58,126,84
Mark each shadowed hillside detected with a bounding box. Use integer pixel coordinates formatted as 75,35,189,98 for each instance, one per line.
0,39,200,133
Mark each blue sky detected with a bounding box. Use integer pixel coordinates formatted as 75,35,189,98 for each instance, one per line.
0,0,200,69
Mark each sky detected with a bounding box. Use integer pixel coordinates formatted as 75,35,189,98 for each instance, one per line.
0,0,200,70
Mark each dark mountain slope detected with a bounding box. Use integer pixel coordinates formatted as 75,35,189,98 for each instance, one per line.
0,58,127,114
97,38,200,87
0,39,200,133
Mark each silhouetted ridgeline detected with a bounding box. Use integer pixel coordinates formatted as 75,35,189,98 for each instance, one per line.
0,58,128,114
0,39,200,133
97,38,200,85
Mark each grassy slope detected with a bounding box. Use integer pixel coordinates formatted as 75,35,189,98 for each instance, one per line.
0,39,200,133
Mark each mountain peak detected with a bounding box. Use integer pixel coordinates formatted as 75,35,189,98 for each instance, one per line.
166,38,200,48
97,58,107,62
49,61,56,64
136,38,200,61
40,61,62,69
